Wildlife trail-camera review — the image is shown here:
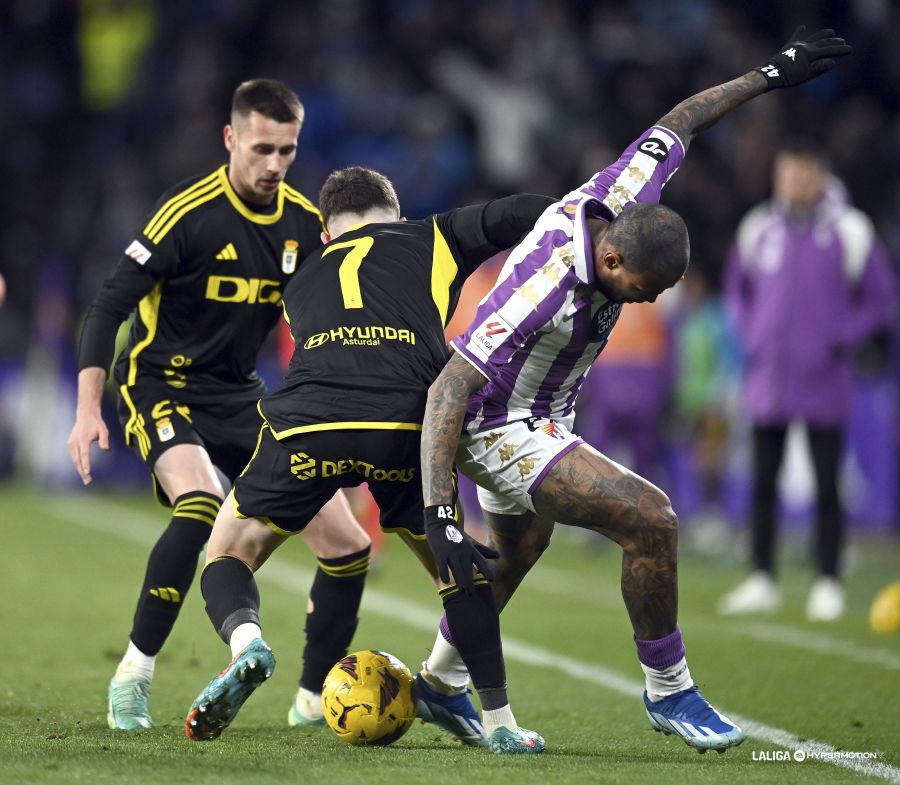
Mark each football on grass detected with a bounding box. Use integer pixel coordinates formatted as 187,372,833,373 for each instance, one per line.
322,650,416,745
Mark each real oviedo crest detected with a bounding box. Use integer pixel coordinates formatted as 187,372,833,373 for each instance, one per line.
282,239,299,274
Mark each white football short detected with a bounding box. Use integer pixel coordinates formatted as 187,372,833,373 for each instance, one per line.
456,416,583,515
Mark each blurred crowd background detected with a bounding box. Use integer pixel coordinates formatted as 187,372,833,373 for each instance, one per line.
1,0,898,546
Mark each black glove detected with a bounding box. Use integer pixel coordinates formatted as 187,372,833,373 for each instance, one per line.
756,26,852,91
423,505,499,594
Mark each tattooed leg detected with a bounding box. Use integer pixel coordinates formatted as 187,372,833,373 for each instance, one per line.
483,512,555,612
532,443,678,640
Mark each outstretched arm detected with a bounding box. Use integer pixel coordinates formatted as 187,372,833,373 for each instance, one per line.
658,26,851,151
657,72,766,152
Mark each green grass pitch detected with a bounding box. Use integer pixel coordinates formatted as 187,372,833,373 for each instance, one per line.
1,482,898,785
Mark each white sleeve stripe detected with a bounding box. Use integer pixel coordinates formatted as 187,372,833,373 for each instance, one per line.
652,125,685,157
599,138,666,216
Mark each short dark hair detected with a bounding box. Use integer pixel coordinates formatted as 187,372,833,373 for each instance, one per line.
231,79,304,124
776,137,830,170
605,202,690,281
318,166,401,228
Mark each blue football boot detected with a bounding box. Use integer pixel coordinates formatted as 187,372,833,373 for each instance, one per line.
185,639,275,741
488,725,546,755
107,677,152,730
414,673,488,747
644,686,744,753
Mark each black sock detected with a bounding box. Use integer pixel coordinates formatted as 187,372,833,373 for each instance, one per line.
441,582,507,710
299,546,371,692
129,491,220,655
201,555,261,643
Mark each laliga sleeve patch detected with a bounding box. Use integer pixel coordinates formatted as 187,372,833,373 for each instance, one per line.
467,312,515,362
637,137,670,162
125,239,153,265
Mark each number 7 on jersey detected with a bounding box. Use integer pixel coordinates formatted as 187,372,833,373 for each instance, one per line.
322,236,375,309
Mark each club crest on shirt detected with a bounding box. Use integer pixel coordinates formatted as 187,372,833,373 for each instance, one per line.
541,422,566,440
282,239,299,274
155,417,175,442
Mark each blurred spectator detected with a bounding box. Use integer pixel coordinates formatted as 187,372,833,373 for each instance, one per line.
669,269,742,530
575,298,675,489
717,141,897,622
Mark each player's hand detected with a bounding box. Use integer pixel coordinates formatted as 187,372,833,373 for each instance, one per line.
424,505,499,594
756,26,852,91
67,410,110,485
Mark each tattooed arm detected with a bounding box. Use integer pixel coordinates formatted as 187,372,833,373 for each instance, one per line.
656,71,767,153
658,26,851,152
421,353,489,507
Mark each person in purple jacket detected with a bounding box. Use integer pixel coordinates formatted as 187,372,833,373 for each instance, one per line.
416,28,852,754
717,141,896,622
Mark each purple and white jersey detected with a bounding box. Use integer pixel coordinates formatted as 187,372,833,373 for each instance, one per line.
452,125,685,433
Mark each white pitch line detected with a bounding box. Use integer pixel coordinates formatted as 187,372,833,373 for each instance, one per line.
46,496,900,783
737,621,900,672
514,562,623,608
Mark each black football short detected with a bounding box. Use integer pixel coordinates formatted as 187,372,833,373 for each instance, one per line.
117,382,263,503
232,424,425,537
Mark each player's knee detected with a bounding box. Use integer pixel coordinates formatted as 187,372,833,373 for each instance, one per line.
623,490,677,555
152,516,211,565
341,525,372,555
303,521,371,559
645,497,679,542
190,479,225,499
497,529,551,573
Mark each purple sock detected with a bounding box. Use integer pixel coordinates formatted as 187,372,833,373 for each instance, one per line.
635,626,685,670
438,614,455,647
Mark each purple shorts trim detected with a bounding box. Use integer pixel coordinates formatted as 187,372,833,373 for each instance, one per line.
528,437,584,496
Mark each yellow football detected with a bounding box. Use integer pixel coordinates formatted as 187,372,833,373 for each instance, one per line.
869,581,900,634
321,650,416,745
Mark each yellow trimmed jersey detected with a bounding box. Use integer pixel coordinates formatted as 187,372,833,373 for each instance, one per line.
259,196,554,439
81,165,323,405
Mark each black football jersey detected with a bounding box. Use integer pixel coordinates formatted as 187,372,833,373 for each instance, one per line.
259,197,553,438
80,165,323,404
